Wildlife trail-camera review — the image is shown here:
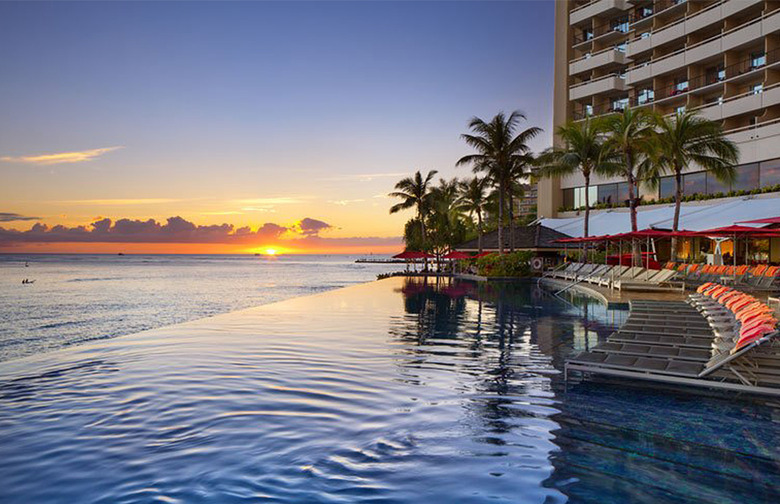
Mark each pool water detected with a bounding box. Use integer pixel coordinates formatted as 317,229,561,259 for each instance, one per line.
0,277,778,503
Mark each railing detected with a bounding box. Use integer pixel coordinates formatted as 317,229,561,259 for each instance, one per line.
629,47,780,106
569,45,626,66
569,72,626,91
630,0,688,25
631,8,778,73
627,0,724,45
723,116,780,136
686,82,780,115
570,0,601,15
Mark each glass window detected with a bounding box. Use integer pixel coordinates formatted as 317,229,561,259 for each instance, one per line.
637,88,654,105
751,83,763,95
733,163,760,191
684,171,706,195
751,51,766,69
675,78,689,92
585,104,593,116
563,188,574,209
617,182,633,204
612,97,629,112
707,172,730,195
675,105,686,114
598,183,618,205
659,176,675,199
615,42,627,53
760,159,780,188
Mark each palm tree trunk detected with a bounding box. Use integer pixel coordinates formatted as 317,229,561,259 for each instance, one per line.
583,173,590,263
477,211,483,253
508,190,515,253
671,168,683,261
497,182,505,254
627,175,641,265
419,208,427,270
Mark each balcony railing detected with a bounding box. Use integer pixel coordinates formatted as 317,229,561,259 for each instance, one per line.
626,0,724,45
627,9,778,75
630,0,687,26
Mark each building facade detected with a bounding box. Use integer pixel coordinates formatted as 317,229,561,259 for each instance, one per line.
539,0,780,218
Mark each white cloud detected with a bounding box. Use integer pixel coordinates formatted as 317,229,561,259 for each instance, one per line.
1,146,123,165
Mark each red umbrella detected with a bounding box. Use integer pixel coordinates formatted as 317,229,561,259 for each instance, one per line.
393,250,434,259
694,225,780,236
442,250,472,260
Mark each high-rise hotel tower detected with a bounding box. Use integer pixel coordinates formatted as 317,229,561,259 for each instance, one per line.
539,0,780,218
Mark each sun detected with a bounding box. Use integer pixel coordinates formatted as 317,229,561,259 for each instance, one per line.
263,248,278,256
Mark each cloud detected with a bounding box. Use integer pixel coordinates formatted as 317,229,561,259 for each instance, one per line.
60,198,181,206
329,199,365,206
291,217,333,237
234,197,303,205
1,146,123,165
0,216,344,246
0,212,40,222
324,172,408,182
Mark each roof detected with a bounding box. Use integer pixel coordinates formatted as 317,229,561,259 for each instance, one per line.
455,224,571,251
539,194,780,238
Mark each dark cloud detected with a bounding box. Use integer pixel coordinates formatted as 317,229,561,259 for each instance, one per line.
295,217,332,237
0,212,40,222
0,215,386,248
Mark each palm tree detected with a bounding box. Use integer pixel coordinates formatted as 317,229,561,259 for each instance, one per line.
389,169,438,249
456,177,489,252
536,117,615,240
652,110,738,258
428,177,467,256
457,111,541,254
601,107,656,234
506,156,533,252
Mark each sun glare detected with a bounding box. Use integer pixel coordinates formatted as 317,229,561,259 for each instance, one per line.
263,248,278,256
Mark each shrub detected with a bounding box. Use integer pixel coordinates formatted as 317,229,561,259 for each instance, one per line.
475,251,533,278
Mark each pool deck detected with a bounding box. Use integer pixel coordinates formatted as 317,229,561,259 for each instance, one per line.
538,277,688,305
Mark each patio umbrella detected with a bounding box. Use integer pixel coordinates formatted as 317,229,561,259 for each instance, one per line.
737,216,780,225
442,250,472,260
692,225,780,271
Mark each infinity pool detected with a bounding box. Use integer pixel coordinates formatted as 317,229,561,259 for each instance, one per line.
0,277,778,503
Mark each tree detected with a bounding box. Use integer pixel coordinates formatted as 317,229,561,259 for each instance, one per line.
601,107,656,234
536,117,616,240
389,170,438,249
651,110,738,258
456,177,489,252
457,111,542,254
427,177,468,256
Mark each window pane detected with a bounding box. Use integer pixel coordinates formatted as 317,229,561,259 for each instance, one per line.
707,172,730,195
659,176,675,199
683,172,706,195
563,188,574,209
760,159,780,187
617,182,632,203
733,163,759,191
598,183,618,205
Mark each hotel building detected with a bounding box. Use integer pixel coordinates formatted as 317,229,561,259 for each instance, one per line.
539,0,780,218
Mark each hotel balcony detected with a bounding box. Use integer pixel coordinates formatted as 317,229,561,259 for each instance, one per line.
724,117,780,162
569,73,628,101
569,47,630,76
694,84,780,121
625,9,780,86
570,0,630,26
626,0,764,58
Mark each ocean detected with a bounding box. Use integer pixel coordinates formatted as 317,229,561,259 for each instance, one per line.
0,254,397,362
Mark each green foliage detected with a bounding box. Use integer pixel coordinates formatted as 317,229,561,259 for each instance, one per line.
475,251,533,278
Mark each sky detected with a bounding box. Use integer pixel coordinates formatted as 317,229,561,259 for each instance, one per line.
0,0,555,254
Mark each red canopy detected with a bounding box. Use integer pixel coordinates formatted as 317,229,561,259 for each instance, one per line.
473,251,494,258
393,250,434,259
737,216,780,225
694,225,780,236
442,250,472,260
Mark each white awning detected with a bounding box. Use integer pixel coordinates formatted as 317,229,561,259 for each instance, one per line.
539,195,780,238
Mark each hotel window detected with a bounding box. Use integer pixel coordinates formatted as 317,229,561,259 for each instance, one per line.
583,29,593,41
750,51,766,70
612,97,629,112
615,42,627,53
617,182,633,204
733,163,760,191
585,104,593,116
706,65,725,84
751,83,763,95
684,172,706,195
707,172,730,195
563,188,575,209
637,87,654,105
611,18,629,33
573,186,597,209
659,176,675,199
674,77,689,93
640,31,651,39
675,106,686,114
760,159,780,187
598,183,618,204
638,6,653,18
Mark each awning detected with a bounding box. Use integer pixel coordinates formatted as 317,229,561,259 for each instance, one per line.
737,216,780,225
442,250,472,260
539,195,780,238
